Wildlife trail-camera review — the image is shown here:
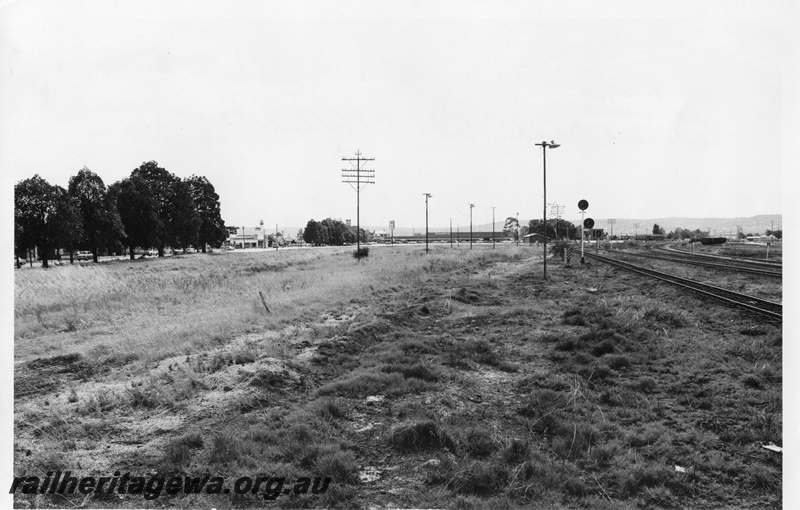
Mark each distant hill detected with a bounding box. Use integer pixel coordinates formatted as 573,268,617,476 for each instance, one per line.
368,215,782,237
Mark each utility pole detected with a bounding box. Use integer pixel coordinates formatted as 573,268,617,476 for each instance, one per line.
341,150,375,254
607,219,616,249
516,212,520,246
468,204,475,250
450,219,453,248
550,203,565,240
423,193,432,254
633,222,640,241
275,223,279,250
492,206,496,249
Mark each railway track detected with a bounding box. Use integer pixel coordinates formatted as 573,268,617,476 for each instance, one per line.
656,244,782,268
585,252,782,322
604,249,782,278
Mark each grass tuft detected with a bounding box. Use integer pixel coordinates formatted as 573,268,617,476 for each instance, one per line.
388,421,457,453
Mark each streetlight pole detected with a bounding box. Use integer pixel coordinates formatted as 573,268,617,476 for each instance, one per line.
423,193,432,254
535,140,560,280
468,204,475,250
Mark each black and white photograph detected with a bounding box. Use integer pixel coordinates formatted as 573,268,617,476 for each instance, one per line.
3,0,795,508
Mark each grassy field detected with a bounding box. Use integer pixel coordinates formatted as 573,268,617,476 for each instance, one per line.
14,245,782,508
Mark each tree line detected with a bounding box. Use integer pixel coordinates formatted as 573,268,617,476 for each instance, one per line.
301,218,371,247
14,161,227,267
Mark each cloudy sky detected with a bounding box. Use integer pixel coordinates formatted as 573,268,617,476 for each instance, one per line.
2,1,797,233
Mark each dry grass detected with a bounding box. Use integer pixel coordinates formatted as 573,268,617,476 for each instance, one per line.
13,244,782,509
15,247,518,365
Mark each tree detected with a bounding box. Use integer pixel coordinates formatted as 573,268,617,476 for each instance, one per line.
303,219,324,246
68,167,124,262
51,187,84,264
109,176,162,259
186,175,227,252
15,175,61,268
131,161,199,256
671,227,693,240
320,218,355,246
527,219,557,241
503,217,520,240
165,179,201,251
652,223,660,235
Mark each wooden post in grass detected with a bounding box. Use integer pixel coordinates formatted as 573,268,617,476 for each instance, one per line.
259,291,271,314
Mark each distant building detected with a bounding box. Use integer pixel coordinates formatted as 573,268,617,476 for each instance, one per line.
228,226,266,248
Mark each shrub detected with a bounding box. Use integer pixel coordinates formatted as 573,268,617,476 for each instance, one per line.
310,397,347,420
630,376,657,393
207,433,242,465
591,339,616,357
442,351,472,370
249,369,286,388
502,439,530,465
616,463,673,497
643,306,688,328
448,460,508,496
163,433,204,469
388,421,457,453
562,309,588,327
353,247,369,260
742,374,763,389
462,428,496,457
555,338,577,351
313,450,359,484
381,362,440,382
606,354,632,369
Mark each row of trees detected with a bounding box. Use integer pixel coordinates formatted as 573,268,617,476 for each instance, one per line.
15,161,227,267
501,217,578,241
301,218,371,247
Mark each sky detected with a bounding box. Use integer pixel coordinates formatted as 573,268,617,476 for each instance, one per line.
2,0,797,234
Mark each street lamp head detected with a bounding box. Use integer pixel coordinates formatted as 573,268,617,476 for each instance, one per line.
549,141,560,149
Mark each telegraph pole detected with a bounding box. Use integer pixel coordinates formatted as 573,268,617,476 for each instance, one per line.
423,193,432,254
469,204,475,250
450,219,453,248
492,206,496,249
607,218,616,249
550,203,565,240
342,150,375,254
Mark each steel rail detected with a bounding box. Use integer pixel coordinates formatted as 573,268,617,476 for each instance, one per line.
606,250,782,278
656,244,782,268
586,252,782,321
